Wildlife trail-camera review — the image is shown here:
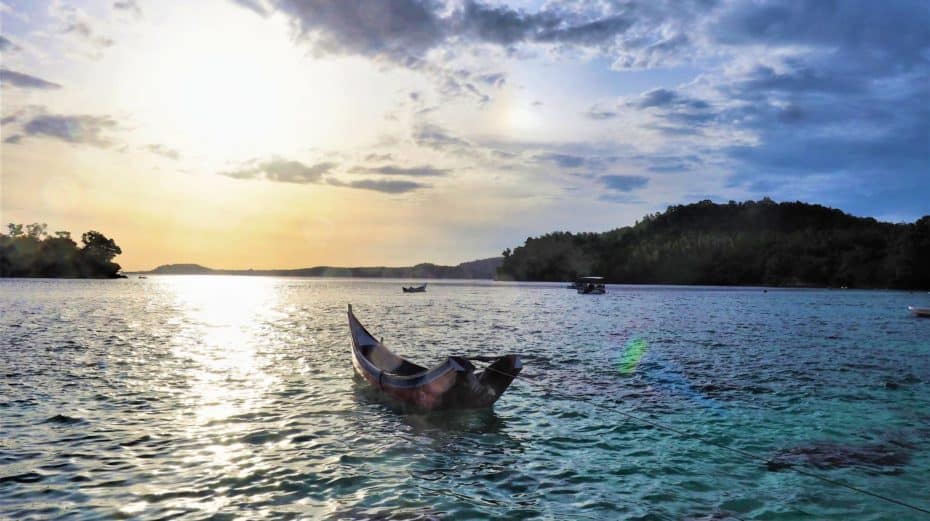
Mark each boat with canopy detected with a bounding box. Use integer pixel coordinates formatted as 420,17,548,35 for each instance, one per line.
576,276,606,294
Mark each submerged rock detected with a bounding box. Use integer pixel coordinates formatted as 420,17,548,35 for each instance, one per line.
769,439,913,472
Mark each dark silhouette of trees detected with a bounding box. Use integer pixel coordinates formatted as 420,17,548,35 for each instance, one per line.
498,200,930,289
0,223,124,278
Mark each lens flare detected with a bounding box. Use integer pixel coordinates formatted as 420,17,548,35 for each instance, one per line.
618,338,648,375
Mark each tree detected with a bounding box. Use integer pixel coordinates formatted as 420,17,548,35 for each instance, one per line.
26,223,47,238
81,231,122,262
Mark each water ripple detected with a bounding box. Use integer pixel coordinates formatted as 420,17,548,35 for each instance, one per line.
1,278,929,519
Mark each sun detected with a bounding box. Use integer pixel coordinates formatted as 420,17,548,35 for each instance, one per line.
112,4,316,162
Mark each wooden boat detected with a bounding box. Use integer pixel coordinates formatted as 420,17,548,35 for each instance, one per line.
347,304,522,410
402,283,427,293
908,306,930,318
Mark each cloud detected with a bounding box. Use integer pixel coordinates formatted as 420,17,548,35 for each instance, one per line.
329,178,428,194
533,152,586,168
0,69,62,89
229,0,271,17
610,1,929,218
600,175,649,192
412,121,468,149
585,107,617,120
0,35,20,52
52,2,114,51
144,144,181,160
219,155,435,194
476,72,505,88
248,0,700,70
631,88,708,110
20,113,118,147
275,0,445,61
364,152,394,162
113,0,142,18
220,158,337,184
350,164,450,177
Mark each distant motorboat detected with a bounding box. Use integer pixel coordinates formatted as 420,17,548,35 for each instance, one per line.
908,306,930,318
402,283,427,293
576,276,606,295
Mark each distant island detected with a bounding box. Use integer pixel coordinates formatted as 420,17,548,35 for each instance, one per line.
498,199,930,290
0,223,124,278
139,257,503,280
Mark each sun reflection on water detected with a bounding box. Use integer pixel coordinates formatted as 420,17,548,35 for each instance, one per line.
158,276,283,414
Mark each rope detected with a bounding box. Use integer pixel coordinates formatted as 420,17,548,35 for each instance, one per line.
480,364,930,517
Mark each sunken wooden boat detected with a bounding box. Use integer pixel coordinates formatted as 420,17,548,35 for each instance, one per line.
402,283,427,293
347,304,522,410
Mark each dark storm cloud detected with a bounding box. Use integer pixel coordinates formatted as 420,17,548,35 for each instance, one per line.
220,158,337,183
274,0,446,60
0,69,62,90
20,113,117,147
714,0,930,69
600,175,649,192
350,164,450,177
620,1,929,217
250,0,668,65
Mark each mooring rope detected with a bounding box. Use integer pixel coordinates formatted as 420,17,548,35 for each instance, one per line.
479,364,930,517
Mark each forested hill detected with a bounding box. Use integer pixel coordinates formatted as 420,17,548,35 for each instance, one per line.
497,199,930,289
146,257,503,279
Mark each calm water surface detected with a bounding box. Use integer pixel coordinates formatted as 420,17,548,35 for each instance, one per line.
1,277,928,520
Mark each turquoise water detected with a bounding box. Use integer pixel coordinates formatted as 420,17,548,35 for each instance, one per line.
1,277,928,520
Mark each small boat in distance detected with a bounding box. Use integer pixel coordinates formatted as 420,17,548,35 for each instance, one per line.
402,283,427,293
577,276,606,294
908,306,930,318
347,304,522,410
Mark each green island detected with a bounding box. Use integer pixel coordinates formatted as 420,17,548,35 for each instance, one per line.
497,199,930,289
0,223,123,278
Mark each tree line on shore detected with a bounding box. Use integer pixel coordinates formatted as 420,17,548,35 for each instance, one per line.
0,223,123,278
497,199,930,289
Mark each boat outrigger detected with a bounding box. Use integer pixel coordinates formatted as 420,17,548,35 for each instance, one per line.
402,283,427,293
347,305,522,410
576,276,606,294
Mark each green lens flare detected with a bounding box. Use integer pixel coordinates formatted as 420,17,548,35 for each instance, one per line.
618,338,648,375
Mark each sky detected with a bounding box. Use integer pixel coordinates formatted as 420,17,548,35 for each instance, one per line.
1,0,928,270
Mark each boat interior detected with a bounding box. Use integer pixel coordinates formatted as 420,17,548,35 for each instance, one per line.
358,342,428,376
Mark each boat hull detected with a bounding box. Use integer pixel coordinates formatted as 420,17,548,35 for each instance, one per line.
909,306,930,318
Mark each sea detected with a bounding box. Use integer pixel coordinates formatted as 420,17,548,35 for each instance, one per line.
1,277,928,520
